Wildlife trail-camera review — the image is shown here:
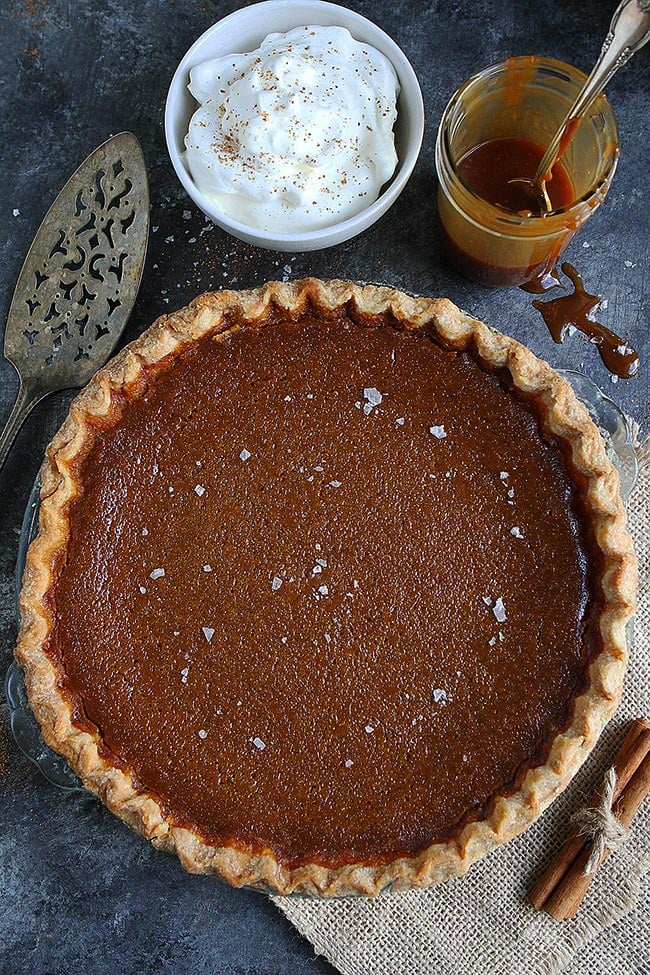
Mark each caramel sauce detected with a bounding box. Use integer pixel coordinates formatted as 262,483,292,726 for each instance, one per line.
532,263,640,379
457,138,574,214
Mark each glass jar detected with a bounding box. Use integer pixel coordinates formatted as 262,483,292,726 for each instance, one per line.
435,56,619,288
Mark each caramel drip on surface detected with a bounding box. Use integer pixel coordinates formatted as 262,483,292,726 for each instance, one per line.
521,267,563,294
532,263,640,379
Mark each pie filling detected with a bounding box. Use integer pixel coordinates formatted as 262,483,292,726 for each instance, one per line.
44,311,599,868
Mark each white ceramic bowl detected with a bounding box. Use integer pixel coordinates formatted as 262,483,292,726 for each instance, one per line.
164,0,424,251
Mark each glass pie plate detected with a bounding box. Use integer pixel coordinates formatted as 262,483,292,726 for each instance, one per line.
5,370,640,803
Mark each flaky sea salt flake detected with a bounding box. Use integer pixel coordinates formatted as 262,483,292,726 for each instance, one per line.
252,737,266,751
194,484,205,496
240,448,251,461
202,626,215,642
493,598,507,623
149,568,165,580
363,387,383,407
510,527,523,539
271,576,283,591
433,688,448,704
429,425,447,439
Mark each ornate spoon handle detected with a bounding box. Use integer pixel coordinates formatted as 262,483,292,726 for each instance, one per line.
534,0,650,184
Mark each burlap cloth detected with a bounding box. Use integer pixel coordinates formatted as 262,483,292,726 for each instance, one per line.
273,447,650,975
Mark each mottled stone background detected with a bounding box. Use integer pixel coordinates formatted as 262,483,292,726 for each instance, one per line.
0,1,647,972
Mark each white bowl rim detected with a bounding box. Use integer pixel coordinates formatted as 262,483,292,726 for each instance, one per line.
164,0,424,246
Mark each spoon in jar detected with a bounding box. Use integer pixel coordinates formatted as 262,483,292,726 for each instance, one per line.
510,0,650,213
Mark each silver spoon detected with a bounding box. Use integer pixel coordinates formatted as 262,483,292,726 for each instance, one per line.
0,132,149,472
510,0,650,212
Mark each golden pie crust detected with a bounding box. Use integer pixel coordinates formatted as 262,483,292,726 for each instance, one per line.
15,279,637,896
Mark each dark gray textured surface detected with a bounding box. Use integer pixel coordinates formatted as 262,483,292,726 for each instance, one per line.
0,2,648,973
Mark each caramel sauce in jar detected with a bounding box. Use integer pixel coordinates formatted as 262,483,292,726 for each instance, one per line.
435,57,619,288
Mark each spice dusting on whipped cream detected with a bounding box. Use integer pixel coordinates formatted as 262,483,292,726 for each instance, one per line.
183,26,399,232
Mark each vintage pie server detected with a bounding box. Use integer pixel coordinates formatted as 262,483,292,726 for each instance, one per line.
0,132,149,472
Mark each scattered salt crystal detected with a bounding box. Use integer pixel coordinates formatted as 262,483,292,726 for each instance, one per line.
353,580,359,589
616,345,629,355
488,636,497,647
12,208,20,217
173,631,180,637
567,325,578,337
196,460,202,467
202,626,215,642
307,393,314,400
482,596,493,606
396,417,405,426
363,387,383,407
180,667,189,683
139,586,147,595
198,729,208,739
500,472,509,481
324,633,331,644
329,480,342,488
281,636,288,644
318,585,329,596
493,598,507,623
240,449,251,461
194,484,205,496
363,403,373,416
344,759,354,768
507,488,515,498
430,425,447,439
316,558,327,568
365,725,375,734
315,543,322,551
433,688,448,704
168,486,174,493
203,564,212,572
499,631,505,642
611,374,619,384
312,564,322,575
149,568,165,580
314,465,324,473
141,528,148,536
624,260,636,268
284,395,292,402
183,210,192,220
271,576,283,591
252,737,266,751
463,754,468,763
510,527,523,539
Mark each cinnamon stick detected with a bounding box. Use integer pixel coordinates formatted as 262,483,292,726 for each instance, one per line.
529,717,650,920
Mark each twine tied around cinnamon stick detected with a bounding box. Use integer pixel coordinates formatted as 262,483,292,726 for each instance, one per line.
530,717,650,921
571,767,630,875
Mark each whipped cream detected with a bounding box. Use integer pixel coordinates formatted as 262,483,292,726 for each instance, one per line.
184,26,399,233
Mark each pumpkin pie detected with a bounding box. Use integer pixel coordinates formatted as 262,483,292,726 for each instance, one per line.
15,280,636,896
